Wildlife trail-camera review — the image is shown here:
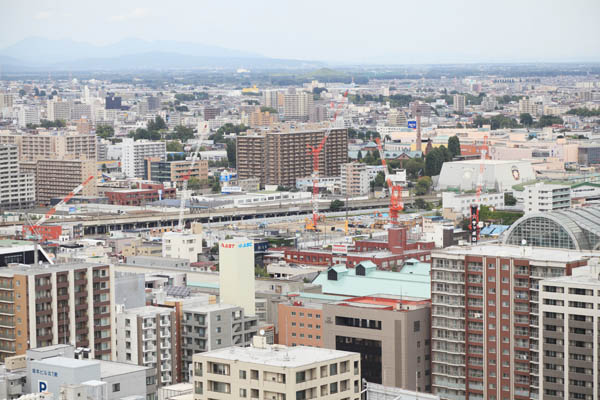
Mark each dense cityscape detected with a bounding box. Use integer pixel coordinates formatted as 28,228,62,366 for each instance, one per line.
1,1,600,400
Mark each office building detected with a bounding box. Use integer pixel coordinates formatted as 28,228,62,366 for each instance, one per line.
33,158,97,205
144,158,209,186
283,91,314,122
430,244,590,400
21,344,156,399
181,303,258,382
453,95,465,113
0,263,115,362
203,107,220,121
191,335,361,400
122,138,166,178
47,100,71,121
523,183,571,213
340,162,370,196
163,232,203,263
70,103,92,120
577,144,600,166
504,205,600,250
219,238,255,316
115,306,177,387
538,264,600,400
236,127,347,187
0,144,35,210
105,95,122,110
323,296,431,391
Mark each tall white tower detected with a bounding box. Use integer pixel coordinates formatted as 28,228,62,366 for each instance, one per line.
218,237,255,316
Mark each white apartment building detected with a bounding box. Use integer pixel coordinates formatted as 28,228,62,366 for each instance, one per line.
115,306,177,387
162,232,203,263
442,191,505,218
18,106,40,128
0,144,35,209
539,264,600,400
121,138,166,178
519,97,542,117
47,100,71,121
340,162,370,196
191,336,361,400
524,183,571,213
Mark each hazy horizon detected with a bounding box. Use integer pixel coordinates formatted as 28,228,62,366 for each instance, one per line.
2,0,600,65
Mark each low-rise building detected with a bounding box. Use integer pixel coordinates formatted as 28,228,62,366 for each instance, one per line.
162,232,203,263
191,335,361,400
523,182,571,213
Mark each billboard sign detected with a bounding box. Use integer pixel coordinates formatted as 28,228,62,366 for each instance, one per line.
407,120,417,129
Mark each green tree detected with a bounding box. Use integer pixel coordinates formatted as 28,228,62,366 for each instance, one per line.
425,147,451,176
536,115,563,128
415,176,432,195
566,108,600,117
329,199,344,212
226,140,236,168
404,158,425,180
96,125,114,139
373,171,386,189
519,113,533,126
448,136,461,158
414,198,428,210
211,180,221,193
166,141,183,152
357,150,362,160
260,106,277,114
147,116,167,132
504,192,517,206
187,177,203,190
174,93,195,102
172,125,194,142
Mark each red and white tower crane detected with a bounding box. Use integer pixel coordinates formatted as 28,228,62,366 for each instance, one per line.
306,90,348,231
374,137,403,225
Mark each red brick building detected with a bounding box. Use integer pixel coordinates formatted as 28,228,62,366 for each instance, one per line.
280,228,434,270
105,183,176,206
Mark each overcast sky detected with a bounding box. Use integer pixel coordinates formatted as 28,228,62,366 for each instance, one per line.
2,0,599,64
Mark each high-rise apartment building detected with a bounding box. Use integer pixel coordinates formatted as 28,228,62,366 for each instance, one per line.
236,127,348,187
519,97,541,117
147,96,160,111
0,263,114,362
181,303,258,382
17,106,40,128
430,244,589,400
0,93,13,109
523,183,571,213
538,265,600,400
47,100,71,121
70,103,92,120
283,91,314,121
34,158,98,205
453,95,466,113
263,89,284,111
122,138,166,178
0,144,35,210
0,132,97,161
191,336,361,400
340,162,370,196
115,306,177,387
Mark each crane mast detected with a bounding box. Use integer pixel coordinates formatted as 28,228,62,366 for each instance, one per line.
374,137,403,225
470,135,488,244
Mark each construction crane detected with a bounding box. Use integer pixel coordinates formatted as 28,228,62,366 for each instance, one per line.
24,175,95,264
306,91,348,232
470,135,489,244
374,137,403,225
177,123,209,231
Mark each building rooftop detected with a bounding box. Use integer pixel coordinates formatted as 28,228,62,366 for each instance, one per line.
0,262,107,277
34,356,98,369
540,265,600,286
433,244,597,262
312,261,431,299
182,302,239,312
122,305,172,316
99,360,150,378
198,344,356,368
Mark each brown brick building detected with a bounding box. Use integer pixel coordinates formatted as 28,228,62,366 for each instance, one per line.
236,127,348,188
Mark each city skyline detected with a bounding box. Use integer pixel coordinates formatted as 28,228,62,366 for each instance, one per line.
1,0,600,65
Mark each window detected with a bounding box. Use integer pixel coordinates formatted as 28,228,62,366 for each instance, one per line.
330,382,338,394
240,388,247,398
112,383,120,392
414,321,420,332
239,370,247,379
330,363,338,376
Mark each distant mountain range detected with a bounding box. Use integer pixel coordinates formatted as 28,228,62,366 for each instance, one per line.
0,37,323,71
